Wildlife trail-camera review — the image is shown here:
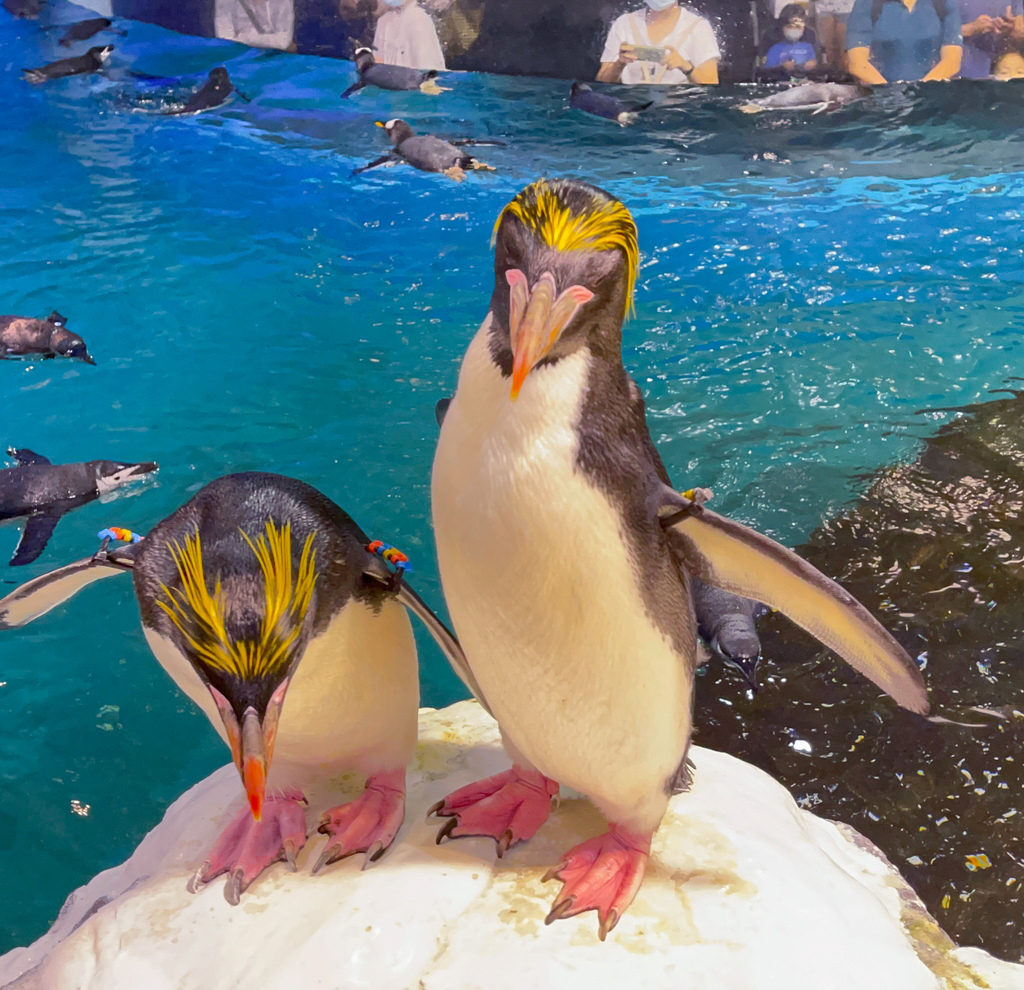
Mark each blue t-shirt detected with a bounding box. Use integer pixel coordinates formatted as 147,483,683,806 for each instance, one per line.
958,0,1024,77
846,0,963,81
764,40,818,66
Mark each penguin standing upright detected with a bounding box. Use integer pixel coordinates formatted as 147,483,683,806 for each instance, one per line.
430,178,929,938
0,472,476,903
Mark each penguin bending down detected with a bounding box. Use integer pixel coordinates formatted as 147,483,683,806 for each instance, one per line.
569,82,652,126
161,67,239,116
430,178,929,939
353,119,497,182
0,310,94,364
341,48,449,98
0,448,157,565
0,472,479,903
22,45,112,83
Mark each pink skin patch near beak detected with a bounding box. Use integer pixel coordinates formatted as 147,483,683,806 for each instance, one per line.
505,269,594,400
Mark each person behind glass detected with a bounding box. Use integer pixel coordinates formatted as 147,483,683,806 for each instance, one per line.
845,0,962,81
597,0,722,84
758,3,820,78
958,0,1023,77
372,0,446,69
815,0,857,70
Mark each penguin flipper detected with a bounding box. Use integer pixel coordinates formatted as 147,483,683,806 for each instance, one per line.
0,554,128,628
351,154,398,177
659,491,929,715
7,448,51,466
389,579,493,716
340,79,367,99
11,512,62,566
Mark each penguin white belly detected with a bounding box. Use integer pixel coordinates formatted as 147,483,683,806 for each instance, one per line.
143,599,418,787
433,327,692,831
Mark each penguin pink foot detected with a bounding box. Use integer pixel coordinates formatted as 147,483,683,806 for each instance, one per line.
431,765,559,855
187,790,308,905
542,825,652,940
313,768,406,873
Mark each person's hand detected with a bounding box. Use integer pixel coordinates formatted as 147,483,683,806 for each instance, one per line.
804,59,817,69
995,5,1016,31
618,43,638,64
662,46,694,72
963,13,996,35
782,59,796,70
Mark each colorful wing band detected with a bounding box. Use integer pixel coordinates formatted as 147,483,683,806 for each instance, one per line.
367,540,411,573
97,527,143,544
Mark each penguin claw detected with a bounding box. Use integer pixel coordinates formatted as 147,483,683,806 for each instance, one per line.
544,896,576,925
224,868,245,906
426,798,447,819
540,862,566,884
362,840,385,869
495,829,515,858
186,863,210,895
598,909,620,942
435,816,458,845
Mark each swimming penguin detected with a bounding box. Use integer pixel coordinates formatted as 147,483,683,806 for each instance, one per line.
161,67,237,116
340,48,449,98
569,82,652,126
429,178,929,939
0,311,94,363
22,45,112,83
353,119,497,182
3,0,43,19
0,448,157,566
0,472,480,903
738,82,870,114
692,579,766,692
57,17,113,46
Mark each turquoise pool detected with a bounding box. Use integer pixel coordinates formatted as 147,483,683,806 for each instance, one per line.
3,0,1024,957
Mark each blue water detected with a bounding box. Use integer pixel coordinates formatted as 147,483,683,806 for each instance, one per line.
3,0,1024,955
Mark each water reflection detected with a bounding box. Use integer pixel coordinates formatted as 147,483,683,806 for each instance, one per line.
695,389,1024,960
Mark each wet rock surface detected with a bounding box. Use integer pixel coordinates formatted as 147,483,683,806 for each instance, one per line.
695,390,1024,961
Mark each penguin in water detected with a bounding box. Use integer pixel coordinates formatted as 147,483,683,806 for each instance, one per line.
23,45,113,83
353,119,498,182
341,48,449,98
0,472,480,903
430,178,929,939
160,68,242,116
3,0,43,19
569,82,652,126
0,448,157,565
57,17,114,46
0,311,94,363
738,82,870,114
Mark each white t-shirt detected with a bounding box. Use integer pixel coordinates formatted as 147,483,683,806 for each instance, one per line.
601,7,721,83
373,3,446,71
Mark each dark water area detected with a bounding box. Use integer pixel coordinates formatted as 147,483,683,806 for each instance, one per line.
695,391,1024,960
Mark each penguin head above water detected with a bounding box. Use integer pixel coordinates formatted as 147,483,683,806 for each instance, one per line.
156,520,318,820
92,458,159,494
376,118,414,146
50,326,95,364
488,178,638,399
88,45,114,64
354,47,376,72
207,67,231,90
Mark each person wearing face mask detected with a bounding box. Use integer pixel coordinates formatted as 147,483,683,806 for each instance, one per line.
597,0,722,84
372,0,446,70
758,3,821,78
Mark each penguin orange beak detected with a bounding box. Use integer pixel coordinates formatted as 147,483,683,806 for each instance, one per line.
506,269,593,400
210,680,289,822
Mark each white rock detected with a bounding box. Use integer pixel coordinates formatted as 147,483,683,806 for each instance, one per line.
0,701,1017,990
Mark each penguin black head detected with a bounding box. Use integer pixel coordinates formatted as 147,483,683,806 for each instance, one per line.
208,67,230,89
354,47,376,72
489,178,638,398
51,327,95,364
376,118,414,146
46,311,67,328
156,520,318,820
570,81,591,96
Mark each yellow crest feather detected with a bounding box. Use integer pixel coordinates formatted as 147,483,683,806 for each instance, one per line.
493,179,639,316
157,520,317,680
